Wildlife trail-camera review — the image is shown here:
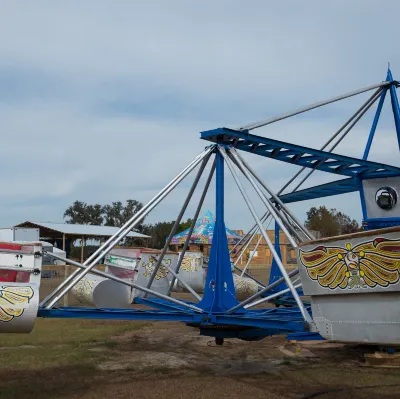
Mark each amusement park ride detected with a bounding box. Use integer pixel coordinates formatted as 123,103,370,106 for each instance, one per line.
2,68,400,346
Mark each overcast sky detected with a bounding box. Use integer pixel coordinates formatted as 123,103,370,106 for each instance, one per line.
1,1,400,231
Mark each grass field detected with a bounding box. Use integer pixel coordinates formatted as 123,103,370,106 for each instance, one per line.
2,268,400,398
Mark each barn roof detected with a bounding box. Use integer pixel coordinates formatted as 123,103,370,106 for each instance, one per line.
15,221,150,239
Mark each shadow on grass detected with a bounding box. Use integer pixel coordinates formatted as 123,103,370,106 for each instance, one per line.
0,365,100,399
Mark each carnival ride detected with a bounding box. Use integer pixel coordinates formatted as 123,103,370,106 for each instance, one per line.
2,68,400,345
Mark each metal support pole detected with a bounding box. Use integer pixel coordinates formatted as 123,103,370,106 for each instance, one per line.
240,233,263,277
234,227,259,266
238,81,390,130
233,265,265,288
232,88,384,246
229,212,270,254
225,149,297,248
278,209,305,243
44,251,203,313
363,89,387,159
40,146,213,308
149,256,201,301
43,147,214,309
167,159,216,295
62,233,68,307
220,146,312,322
387,69,400,151
230,212,270,255
291,88,383,192
244,282,302,309
80,237,85,263
239,215,273,277
227,269,299,313
145,154,211,293
230,148,314,240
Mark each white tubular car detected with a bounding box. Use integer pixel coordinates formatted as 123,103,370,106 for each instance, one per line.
0,242,42,333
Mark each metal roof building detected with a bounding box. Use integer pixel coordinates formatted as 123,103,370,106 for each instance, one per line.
15,221,150,240
14,221,150,262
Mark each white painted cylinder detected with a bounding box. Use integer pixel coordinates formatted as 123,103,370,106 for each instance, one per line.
233,275,260,301
134,250,178,298
172,251,259,300
174,252,205,292
0,283,39,333
72,274,132,308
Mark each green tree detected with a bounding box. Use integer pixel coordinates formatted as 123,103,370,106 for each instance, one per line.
63,201,103,225
103,200,145,231
142,219,194,249
143,221,175,249
177,218,193,233
305,206,361,238
335,210,361,235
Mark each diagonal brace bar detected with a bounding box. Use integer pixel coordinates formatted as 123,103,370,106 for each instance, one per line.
43,251,203,313
219,146,312,323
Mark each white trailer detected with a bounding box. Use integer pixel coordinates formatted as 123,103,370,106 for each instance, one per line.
0,228,39,242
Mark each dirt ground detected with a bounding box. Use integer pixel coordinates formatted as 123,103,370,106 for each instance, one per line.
2,269,400,399
3,319,400,399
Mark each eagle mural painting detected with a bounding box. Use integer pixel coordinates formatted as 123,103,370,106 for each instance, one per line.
299,237,400,290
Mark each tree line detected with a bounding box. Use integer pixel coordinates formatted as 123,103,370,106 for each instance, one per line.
64,200,192,248
304,206,361,237
64,200,361,249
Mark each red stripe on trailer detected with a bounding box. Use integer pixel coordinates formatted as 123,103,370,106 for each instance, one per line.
0,242,23,251
0,271,18,282
0,243,26,282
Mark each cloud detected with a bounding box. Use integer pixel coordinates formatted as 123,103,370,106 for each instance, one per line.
0,1,399,231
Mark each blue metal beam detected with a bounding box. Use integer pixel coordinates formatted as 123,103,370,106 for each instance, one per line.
38,306,308,332
277,177,358,203
38,307,198,322
200,128,400,179
134,297,196,313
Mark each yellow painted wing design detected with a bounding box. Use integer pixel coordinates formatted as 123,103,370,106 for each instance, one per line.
299,246,348,289
142,258,170,280
0,286,34,322
180,256,200,272
354,238,400,288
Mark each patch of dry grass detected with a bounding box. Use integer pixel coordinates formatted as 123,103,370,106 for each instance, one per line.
0,318,149,399
0,318,143,347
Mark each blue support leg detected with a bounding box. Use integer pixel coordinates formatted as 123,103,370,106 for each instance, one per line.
199,148,239,313
387,68,400,151
267,222,306,306
363,88,387,160
268,222,286,291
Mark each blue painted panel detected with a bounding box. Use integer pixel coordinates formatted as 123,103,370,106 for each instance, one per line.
278,178,358,204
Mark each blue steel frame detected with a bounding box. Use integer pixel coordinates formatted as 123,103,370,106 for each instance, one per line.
359,69,400,229
200,128,400,179
250,69,400,305
39,145,310,340
38,306,309,335
38,69,399,342
198,148,239,313
278,178,358,204
201,68,400,231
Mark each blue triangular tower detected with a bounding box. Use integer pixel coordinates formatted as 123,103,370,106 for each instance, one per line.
199,148,240,312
